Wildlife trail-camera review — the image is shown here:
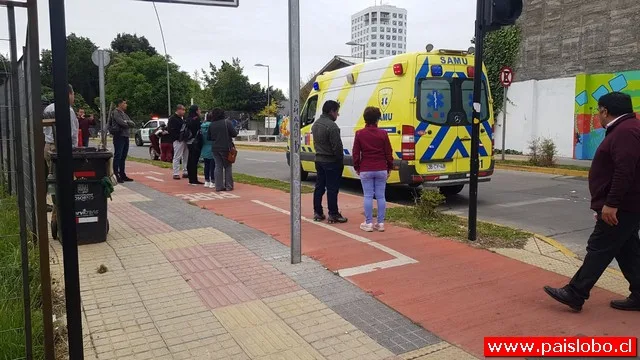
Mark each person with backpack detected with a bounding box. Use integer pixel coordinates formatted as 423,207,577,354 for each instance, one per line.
109,99,136,183
186,105,204,185
168,104,188,180
200,112,215,188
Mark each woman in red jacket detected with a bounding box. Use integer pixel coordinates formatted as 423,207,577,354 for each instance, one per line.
352,107,394,232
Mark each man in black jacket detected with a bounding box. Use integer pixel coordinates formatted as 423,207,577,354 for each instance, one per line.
544,92,640,312
167,104,187,180
311,100,347,224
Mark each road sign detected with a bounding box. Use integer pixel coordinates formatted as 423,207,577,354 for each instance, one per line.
91,49,110,67
499,66,514,87
139,0,238,6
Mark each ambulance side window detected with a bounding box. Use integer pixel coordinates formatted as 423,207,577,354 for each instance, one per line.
301,95,318,127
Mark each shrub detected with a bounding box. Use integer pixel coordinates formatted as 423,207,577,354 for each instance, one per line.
528,137,557,167
415,189,445,218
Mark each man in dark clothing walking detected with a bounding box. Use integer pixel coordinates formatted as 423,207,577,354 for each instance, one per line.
312,100,347,224
544,92,640,312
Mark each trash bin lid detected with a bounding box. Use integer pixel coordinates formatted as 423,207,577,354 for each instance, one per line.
51,148,113,160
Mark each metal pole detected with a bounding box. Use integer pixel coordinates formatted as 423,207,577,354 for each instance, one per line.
99,51,107,150
362,44,365,63
152,1,171,116
267,66,270,106
468,0,485,241
48,0,84,358
501,86,507,161
8,7,33,358
26,0,54,356
288,0,302,264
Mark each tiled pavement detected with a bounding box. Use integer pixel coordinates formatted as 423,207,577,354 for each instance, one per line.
49,184,475,360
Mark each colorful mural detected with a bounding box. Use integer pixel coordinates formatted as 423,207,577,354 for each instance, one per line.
574,70,640,159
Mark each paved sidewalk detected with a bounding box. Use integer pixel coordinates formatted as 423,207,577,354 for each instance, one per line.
124,161,639,359
48,181,475,359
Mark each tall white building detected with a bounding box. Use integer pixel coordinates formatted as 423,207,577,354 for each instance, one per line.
350,4,408,60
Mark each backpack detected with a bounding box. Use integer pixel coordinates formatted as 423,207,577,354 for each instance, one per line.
108,111,121,135
178,122,192,142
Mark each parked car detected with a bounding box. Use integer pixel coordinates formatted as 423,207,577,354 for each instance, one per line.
134,118,168,146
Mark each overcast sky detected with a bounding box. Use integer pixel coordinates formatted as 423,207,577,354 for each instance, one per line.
2,0,476,94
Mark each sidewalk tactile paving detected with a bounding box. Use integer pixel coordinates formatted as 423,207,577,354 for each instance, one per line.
184,268,239,289
172,256,224,275
230,320,310,358
198,282,258,309
213,300,280,332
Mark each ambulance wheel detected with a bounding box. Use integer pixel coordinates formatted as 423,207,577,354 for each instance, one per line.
300,168,309,181
440,185,464,196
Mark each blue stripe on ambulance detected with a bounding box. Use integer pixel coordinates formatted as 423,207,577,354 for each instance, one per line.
420,126,449,161
445,138,470,159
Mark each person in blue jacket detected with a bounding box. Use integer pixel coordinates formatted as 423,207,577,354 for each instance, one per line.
200,112,215,188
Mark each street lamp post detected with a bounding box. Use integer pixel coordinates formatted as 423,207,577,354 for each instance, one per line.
152,1,171,116
255,64,270,106
346,41,366,63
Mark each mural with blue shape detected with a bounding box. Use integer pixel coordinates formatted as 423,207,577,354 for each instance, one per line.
574,70,640,160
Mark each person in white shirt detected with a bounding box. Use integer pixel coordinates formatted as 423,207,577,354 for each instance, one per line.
43,84,79,175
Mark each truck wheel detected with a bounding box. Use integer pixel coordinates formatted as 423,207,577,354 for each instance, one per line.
440,185,464,196
135,135,143,147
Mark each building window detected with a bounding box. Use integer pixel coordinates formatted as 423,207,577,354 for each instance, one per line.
392,50,397,55
392,43,396,48
386,35,390,40
386,42,391,47
371,34,377,39
392,35,397,41
399,14,403,19
399,29,403,33
386,50,391,55
393,28,397,33
398,36,402,41
371,42,376,47
387,27,391,32
393,13,397,18
372,26,377,32
371,50,377,54
393,21,397,25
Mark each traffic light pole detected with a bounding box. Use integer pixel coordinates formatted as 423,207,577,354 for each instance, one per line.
468,0,486,241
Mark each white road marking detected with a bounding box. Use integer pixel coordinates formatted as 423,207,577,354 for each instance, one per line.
129,171,164,176
176,192,240,201
251,200,418,277
145,176,165,182
498,197,567,208
245,158,277,163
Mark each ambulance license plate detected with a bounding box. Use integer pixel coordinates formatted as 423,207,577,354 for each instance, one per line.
427,163,446,172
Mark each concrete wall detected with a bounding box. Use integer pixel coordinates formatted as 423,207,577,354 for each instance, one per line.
495,77,576,158
516,0,640,82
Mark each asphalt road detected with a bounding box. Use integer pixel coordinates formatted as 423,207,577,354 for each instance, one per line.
126,144,613,267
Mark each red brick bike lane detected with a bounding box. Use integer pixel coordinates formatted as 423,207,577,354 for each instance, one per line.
127,162,639,358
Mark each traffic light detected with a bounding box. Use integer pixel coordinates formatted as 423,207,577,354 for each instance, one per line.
483,0,523,31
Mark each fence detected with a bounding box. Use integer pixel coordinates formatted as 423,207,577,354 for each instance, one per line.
0,2,54,359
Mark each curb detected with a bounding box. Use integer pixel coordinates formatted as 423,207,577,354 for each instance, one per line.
495,164,589,178
534,233,625,277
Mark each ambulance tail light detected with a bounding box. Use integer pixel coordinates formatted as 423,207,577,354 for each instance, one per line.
467,66,475,78
393,63,404,76
401,125,415,161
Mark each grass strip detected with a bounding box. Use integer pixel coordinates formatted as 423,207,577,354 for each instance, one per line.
385,206,531,249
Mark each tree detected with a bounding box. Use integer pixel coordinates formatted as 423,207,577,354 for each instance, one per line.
257,99,278,118
484,26,521,116
40,33,99,111
111,33,158,56
203,58,253,111
105,52,196,120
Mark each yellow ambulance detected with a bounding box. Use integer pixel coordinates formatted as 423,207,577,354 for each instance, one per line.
288,46,495,195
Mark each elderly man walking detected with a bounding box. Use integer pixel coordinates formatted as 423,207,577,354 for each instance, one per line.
544,92,640,312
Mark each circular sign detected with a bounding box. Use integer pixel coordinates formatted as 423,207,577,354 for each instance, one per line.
91,49,111,67
499,66,514,87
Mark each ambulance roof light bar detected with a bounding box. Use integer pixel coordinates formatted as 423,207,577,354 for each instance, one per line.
438,49,469,56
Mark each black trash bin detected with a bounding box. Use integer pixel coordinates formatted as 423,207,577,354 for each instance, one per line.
49,148,113,245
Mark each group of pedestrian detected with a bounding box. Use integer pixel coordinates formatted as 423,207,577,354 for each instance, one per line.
311,100,393,232
163,104,237,190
